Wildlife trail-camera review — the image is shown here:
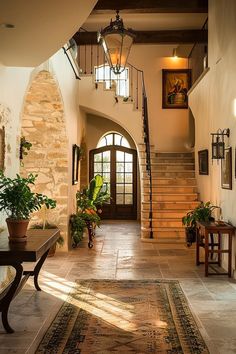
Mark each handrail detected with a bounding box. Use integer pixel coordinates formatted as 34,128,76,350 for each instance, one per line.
128,63,153,238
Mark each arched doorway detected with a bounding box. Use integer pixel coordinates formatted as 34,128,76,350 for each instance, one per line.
89,132,137,219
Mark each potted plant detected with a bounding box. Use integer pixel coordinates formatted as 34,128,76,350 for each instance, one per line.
182,201,218,246
70,174,110,248
0,172,56,242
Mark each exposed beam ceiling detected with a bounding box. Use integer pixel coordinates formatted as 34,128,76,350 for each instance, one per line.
93,0,208,13
74,29,207,45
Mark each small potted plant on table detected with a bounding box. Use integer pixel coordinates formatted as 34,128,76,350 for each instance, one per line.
0,172,56,242
182,201,218,247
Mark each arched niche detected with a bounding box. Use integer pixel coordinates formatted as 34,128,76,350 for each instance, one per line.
20,70,69,249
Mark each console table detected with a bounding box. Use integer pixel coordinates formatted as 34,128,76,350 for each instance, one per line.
0,228,59,333
196,221,235,277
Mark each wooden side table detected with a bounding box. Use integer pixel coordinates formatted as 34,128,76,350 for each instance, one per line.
0,228,59,333
196,221,235,277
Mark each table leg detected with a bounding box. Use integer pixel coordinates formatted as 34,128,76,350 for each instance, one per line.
228,234,232,278
0,263,23,333
205,232,209,277
196,227,200,266
218,232,221,266
24,249,50,291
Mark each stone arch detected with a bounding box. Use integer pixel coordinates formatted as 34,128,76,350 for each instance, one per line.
20,70,69,248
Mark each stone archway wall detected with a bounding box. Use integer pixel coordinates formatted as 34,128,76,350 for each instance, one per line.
20,70,69,247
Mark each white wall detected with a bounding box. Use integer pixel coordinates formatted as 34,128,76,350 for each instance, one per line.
189,0,236,272
129,45,190,152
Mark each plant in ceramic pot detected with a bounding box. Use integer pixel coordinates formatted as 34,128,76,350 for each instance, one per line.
182,201,218,247
0,172,56,242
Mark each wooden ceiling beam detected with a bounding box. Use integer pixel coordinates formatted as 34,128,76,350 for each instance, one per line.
93,0,208,14
74,30,208,45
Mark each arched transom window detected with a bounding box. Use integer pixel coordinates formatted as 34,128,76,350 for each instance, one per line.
97,133,130,148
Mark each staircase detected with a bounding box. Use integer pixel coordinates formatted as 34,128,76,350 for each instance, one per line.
141,150,200,243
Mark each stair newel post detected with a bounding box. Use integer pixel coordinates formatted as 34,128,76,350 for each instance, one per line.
130,65,133,102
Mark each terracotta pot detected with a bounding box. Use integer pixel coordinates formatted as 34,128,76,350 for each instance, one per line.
6,218,29,241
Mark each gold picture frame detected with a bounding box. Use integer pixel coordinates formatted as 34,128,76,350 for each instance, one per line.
162,69,191,109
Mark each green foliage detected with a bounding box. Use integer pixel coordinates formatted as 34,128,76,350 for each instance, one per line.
76,174,110,212
20,136,32,159
71,174,109,247
182,201,218,229
70,213,87,246
30,221,64,246
0,172,56,220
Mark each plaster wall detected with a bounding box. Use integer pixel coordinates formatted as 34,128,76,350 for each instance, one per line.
189,0,236,272
128,46,190,152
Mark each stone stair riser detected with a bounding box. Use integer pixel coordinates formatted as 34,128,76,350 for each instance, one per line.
143,171,196,178
142,178,197,186
143,186,197,194
141,164,195,171
142,211,189,219
142,220,184,228
155,152,193,158
143,194,198,202
142,201,200,210
141,229,185,241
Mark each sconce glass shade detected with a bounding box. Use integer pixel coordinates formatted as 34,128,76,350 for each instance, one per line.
212,140,225,159
98,11,135,75
211,128,230,160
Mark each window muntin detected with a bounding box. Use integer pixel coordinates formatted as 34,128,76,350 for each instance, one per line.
97,133,130,148
95,64,129,97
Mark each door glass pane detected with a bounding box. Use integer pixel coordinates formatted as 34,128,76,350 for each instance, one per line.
125,173,132,183
114,134,122,145
94,153,102,162
103,173,110,183
94,163,102,173
116,151,124,162
103,151,110,162
125,194,133,204
125,163,132,172
116,194,124,204
116,173,124,183
125,184,132,193
106,134,113,145
117,184,124,193
125,153,133,162
103,162,110,172
116,162,124,172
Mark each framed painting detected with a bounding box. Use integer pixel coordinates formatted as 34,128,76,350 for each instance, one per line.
198,149,209,175
72,144,80,185
162,69,191,109
221,147,232,190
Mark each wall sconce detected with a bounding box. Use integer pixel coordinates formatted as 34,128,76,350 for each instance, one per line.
211,128,230,160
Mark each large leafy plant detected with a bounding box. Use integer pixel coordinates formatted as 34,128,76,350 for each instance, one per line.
182,201,218,229
0,172,56,219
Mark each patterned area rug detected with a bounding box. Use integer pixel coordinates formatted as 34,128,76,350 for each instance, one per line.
36,280,209,354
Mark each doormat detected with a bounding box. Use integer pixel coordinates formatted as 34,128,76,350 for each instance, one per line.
36,279,209,353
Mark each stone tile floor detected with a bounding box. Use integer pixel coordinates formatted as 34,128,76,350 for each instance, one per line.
1,221,236,353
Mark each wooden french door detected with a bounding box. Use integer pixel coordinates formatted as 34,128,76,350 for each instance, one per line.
89,146,137,219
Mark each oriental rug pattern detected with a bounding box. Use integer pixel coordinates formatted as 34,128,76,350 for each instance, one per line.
36,279,209,354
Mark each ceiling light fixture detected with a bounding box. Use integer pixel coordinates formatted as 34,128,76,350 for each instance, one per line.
172,48,178,58
98,10,135,75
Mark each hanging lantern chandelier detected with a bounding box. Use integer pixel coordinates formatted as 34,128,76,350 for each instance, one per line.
98,10,135,75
